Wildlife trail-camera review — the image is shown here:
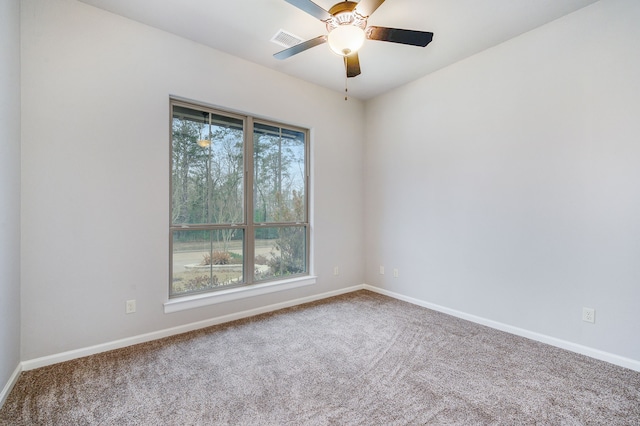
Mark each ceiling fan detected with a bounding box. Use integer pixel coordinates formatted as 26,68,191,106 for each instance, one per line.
274,0,434,79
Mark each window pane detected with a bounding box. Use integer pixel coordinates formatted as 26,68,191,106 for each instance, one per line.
170,101,310,299
172,106,244,225
171,229,244,296
254,226,307,281
253,123,305,223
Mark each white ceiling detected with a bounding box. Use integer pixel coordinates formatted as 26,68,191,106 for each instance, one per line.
77,0,599,100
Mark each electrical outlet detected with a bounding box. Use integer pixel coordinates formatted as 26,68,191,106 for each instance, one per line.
126,299,136,314
333,266,339,276
582,307,595,323
393,268,399,278
379,266,385,275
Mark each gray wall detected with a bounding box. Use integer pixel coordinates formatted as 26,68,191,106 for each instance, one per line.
20,0,365,361
364,0,640,363
0,0,22,401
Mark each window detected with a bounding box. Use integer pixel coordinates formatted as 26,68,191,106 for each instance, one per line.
170,100,309,299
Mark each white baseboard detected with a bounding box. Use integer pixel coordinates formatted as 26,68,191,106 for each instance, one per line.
21,285,366,371
23,283,636,373
363,284,640,372
0,363,22,408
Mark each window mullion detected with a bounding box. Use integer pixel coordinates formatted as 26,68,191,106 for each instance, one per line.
245,116,255,284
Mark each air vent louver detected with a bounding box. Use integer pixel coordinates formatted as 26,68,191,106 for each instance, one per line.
270,29,303,48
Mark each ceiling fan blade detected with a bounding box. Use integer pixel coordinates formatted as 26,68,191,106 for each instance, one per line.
366,26,434,47
273,35,328,60
284,0,332,21
354,0,386,18
345,53,361,78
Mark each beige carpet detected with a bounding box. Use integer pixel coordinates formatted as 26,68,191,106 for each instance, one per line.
1,290,639,425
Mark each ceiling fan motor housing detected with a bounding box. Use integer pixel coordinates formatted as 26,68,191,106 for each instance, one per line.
326,1,367,32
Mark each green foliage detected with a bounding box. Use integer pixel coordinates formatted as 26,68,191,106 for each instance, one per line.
266,229,305,276
228,251,243,264
266,191,306,277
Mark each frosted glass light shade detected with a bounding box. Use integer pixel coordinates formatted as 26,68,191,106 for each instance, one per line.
328,25,365,56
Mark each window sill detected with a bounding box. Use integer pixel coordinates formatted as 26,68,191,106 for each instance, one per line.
164,275,317,314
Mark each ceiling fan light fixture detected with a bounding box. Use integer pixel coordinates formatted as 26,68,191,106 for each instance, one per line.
328,24,365,56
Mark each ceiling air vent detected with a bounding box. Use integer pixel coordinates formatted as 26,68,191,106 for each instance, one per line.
270,29,303,48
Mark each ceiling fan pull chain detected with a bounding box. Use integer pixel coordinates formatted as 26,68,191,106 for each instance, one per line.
344,57,348,101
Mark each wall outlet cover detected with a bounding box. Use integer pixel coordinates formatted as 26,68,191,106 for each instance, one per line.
582,307,595,323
